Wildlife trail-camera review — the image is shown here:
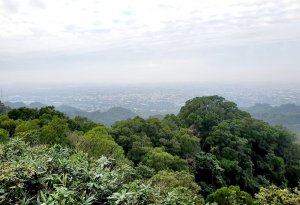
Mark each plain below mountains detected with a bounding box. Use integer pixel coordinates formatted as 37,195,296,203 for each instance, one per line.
4,102,137,126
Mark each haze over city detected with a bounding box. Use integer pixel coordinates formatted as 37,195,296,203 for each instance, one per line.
1,0,300,85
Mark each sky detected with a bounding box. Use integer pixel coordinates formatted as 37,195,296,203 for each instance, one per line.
0,0,300,85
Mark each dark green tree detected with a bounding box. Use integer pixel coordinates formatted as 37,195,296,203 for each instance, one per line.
69,116,98,132
8,107,38,121
178,96,250,136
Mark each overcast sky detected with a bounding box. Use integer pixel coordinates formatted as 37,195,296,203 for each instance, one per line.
0,0,300,85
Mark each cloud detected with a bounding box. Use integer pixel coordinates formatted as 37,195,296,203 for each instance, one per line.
29,0,46,9
1,0,19,13
158,4,173,9
0,0,300,85
122,10,133,16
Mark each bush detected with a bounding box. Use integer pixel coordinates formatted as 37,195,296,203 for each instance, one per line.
0,138,205,204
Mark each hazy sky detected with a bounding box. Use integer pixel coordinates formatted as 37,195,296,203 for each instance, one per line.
0,0,300,85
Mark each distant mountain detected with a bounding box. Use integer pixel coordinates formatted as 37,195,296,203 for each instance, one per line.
243,103,300,137
56,105,87,117
4,101,27,108
0,101,10,114
28,102,47,109
89,107,137,126
4,101,137,126
57,105,137,126
4,101,47,109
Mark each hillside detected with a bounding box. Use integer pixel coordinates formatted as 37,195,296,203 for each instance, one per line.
4,101,27,108
4,101,47,109
1,96,300,204
57,105,137,126
243,103,300,136
4,102,136,126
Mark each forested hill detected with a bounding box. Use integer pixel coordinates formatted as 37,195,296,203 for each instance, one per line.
4,102,136,126
243,103,300,137
0,96,300,204
4,101,46,109
57,105,136,126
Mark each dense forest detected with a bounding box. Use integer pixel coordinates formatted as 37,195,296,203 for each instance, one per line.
0,96,300,204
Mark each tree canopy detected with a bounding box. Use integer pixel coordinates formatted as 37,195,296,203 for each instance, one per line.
1,96,300,204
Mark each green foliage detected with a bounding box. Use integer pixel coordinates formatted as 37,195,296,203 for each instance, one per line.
149,170,200,194
0,138,125,204
0,118,18,137
163,114,183,129
204,120,253,190
70,116,99,132
15,119,40,134
1,95,300,204
194,152,226,194
175,128,201,158
156,187,205,205
135,164,156,179
111,116,200,165
15,130,42,145
127,134,153,164
0,138,204,204
108,181,157,205
70,125,126,162
205,118,300,193
40,117,69,145
38,106,67,120
255,185,300,205
0,114,9,122
207,186,254,205
142,147,189,171
8,107,38,121
111,117,181,156
0,128,9,143
108,181,205,205
178,95,250,135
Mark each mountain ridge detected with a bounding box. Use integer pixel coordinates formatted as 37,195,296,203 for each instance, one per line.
4,101,137,126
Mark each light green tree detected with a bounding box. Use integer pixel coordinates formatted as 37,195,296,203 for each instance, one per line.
255,185,300,205
142,147,189,171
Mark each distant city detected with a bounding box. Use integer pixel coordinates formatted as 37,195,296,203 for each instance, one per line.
1,84,300,117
